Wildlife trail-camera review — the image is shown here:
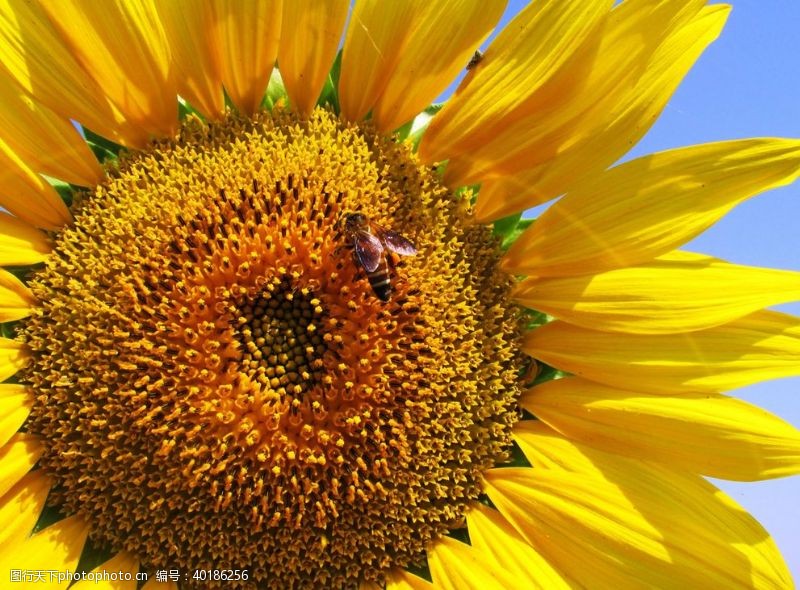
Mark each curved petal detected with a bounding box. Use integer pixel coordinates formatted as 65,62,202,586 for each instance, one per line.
0,266,33,318
0,213,52,266
487,422,792,589
0,142,72,230
0,0,142,146
521,380,800,481
471,3,729,221
278,0,349,116
427,535,518,589
0,337,27,382
0,470,51,551
214,0,282,115
70,552,140,590
0,433,42,499
504,138,800,276
465,503,573,589
156,1,224,119
369,0,506,133
513,251,800,334
0,384,33,448
524,310,800,395
419,0,613,165
0,514,91,587
0,80,102,186
0,268,35,322
38,0,177,143
340,0,504,127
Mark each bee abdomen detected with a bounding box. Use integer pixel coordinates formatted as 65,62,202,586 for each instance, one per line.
367,262,392,301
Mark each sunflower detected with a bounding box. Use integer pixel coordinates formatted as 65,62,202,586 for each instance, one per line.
0,0,799,588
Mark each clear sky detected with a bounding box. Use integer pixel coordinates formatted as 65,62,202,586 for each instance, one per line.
439,0,800,581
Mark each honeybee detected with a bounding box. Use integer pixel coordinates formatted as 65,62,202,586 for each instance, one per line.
467,50,484,70
340,212,417,301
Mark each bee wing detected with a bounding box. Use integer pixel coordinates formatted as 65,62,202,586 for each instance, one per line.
355,232,384,272
381,230,417,256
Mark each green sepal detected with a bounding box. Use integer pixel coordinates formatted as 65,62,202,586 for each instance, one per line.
48,180,75,208
0,320,19,339
32,500,68,534
406,103,444,150
492,212,521,239
500,218,534,251
178,98,204,121
316,50,342,113
82,127,124,163
263,68,288,111
73,537,115,577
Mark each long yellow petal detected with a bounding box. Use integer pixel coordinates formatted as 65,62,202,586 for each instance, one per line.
0,514,90,588
514,251,800,334
0,383,32,448
71,552,140,590
0,268,35,322
385,569,435,589
522,379,800,481
0,0,144,146
0,433,42,499
427,535,518,590
505,138,800,276
465,504,573,589
0,213,52,266
369,0,506,133
419,0,613,165
0,470,51,551
0,141,72,230
0,337,27,382
38,0,176,142
487,423,791,589
156,1,224,119
471,4,729,222
524,310,800,395
214,0,282,115
279,0,349,117
0,81,102,187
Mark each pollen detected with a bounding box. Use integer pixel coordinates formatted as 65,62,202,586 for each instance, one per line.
21,109,521,588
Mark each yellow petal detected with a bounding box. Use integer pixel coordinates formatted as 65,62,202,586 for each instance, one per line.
0,81,102,186
70,552,140,590
504,138,800,276
513,251,800,334
0,470,51,551
38,0,177,142
156,1,224,119
0,0,143,146
0,268,35,322
471,4,729,222
465,503,572,589
369,0,506,133
0,337,27,383
0,142,72,230
522,378,800,481
0,433,42,499
0,212,52,265
0,514,90,588
385,569,435,589
427,535,518,589
420,0,613,165
0,383,33,448
214,0,282,115
278,0,349,116
525,310,800,395
487,424,791,589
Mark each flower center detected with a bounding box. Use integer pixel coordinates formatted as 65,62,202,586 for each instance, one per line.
22,109,521,588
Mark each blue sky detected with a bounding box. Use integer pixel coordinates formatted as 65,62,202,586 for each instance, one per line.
440,0,800,580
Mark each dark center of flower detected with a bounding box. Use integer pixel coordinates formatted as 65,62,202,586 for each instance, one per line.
21,108,521,588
